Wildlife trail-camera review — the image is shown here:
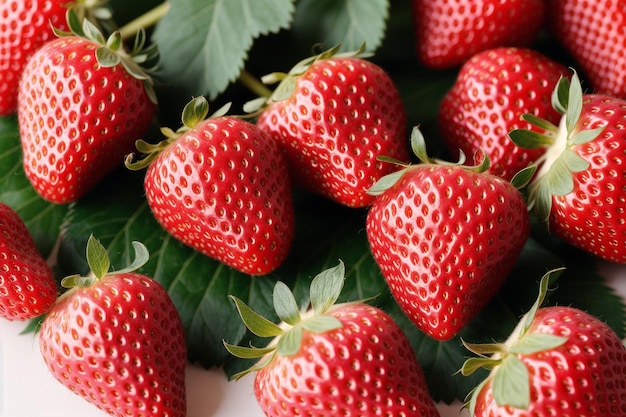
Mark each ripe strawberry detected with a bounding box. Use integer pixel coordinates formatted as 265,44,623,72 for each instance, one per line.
125,97,294,276
0,0,73,116
461,269,626,416
365,127,530,341
412,0,545,69
509,71,626,263
0,202,57,320
39,235,187,417
225,262,441,417
18,11,158,204
438,47,569,181
547,0,626,99
253,45,409,208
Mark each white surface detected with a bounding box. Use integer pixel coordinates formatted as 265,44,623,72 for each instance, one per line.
1,262,624,417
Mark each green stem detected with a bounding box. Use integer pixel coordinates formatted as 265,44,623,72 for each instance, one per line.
238,69,273,98
118,2,171,41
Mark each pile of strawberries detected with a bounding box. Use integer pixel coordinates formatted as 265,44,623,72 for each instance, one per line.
1,0,626,416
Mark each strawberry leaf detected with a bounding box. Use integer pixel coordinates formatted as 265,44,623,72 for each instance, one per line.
0,116,67,257
309,261,345,315
86,235,111,279
292,0,389,51
152,0,296,100
492,355,530,409
508,333,567,355
273,281,301,326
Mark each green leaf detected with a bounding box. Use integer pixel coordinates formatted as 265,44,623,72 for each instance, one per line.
111,241,150,275
181,96,210,129
492,355,530,409
520,113,559,133
366,168,407,196
508,129,554,149
551,75,570,115
292,0,389,52
565,71,583,134
152,0,296,100
570,126,605,145
277,325,303,356
0,117,67,256
223,342,275,359
522,269,562,335
273,281,301,326
301,315,342,333
310,261,345,315
96,47,121,67
86,235,111,279
231,295,284,338
509,333,567,355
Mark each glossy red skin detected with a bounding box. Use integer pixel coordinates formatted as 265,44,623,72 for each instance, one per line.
18,36,156,204
439,47,569,181
0,0,70,115
39,272,187,417
547,0,626,99
366,165,530,341
474,306,626,416
412,0,545,69
145,116,294,275
549,94,626,263
256,57,409,208
0,202,56,320
254,303,440,417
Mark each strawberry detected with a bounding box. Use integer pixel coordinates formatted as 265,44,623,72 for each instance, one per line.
224,261,441,417
509,70,626,263
0,0,93,116
365,127,530,341
17,11,158,204
438,47,569,181
253,45,409,208
412,0,546,69
0,202,57,320
125,97,294,276
39,235,187,417
547,0,626,99
461,269,626,416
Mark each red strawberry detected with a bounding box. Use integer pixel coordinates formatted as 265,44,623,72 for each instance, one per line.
509,71,626,263
438,47,569,181
125,97,294,275
365,127,530,341
0,0,72,116
225,261,441,417
461,269,626,416
412,0,545,69
39,235,187,417
254,45,409,208
0,202,56,320
17,11,157,204
547,0,626,99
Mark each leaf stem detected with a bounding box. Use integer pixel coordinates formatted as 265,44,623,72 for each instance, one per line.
118,2,171,41
238,69,273,98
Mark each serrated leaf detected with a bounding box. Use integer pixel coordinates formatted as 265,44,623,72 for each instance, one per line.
492,355,530,409
152,0,296,100
0,117,67,256
292,0,389,51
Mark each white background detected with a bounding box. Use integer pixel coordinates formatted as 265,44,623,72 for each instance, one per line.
1,261,624,417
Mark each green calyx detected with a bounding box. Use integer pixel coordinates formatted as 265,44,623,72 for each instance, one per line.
509,70,605,223
125,96,231,170
61,234,150,289
55,8,160,104
224,261,349,380
243,43,371,113
367,125,491,196
460,268,567,415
